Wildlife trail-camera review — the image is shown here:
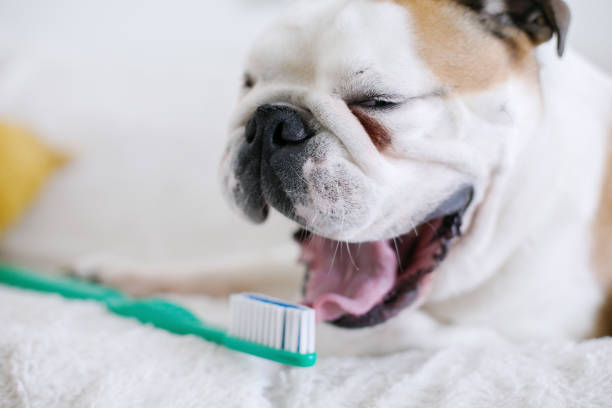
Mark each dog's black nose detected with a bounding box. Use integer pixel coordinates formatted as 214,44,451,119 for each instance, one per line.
233,104,312,224
244,104,311,150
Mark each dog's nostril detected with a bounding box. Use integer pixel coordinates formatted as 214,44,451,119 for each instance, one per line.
272,122,285,146
282,122,307,143
272,119,308,147
248,104,311,149
245,117,257,144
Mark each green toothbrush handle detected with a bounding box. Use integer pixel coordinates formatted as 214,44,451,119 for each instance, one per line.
105,296,228,344
0,264,226,342
0,264,124,301
221,335,317,367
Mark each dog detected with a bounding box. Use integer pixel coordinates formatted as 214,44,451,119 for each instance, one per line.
75,0,612,353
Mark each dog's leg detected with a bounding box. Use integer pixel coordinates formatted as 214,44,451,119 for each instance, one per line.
592,129,612,337
66,254,303,298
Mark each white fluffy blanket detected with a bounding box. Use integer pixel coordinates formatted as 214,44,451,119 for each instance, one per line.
2,285,611,408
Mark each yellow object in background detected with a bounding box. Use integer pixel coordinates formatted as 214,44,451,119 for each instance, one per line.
0,122,67,237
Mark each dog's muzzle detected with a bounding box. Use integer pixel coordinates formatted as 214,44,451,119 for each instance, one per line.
233,104,313,223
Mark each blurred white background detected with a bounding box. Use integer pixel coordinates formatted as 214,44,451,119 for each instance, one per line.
0,0,610,269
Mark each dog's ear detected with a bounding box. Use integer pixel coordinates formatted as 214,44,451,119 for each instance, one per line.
458,0,571,57
506,0,571,56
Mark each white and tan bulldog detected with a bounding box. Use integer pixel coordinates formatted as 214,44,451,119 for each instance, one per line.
220,0,612,340
76,0,612,352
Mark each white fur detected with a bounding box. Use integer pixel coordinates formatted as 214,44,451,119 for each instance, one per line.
221,0,612,341
427,47,612,339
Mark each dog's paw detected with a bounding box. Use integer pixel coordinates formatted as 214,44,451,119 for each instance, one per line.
65,254,155,296
66,253,119,282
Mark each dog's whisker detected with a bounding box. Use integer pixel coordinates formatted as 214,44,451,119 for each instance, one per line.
411,221,419,237
337,200,358,272
308,211,319,232
346,241,358,272
328,239,341,276
328,194,349,276
393,237,403,272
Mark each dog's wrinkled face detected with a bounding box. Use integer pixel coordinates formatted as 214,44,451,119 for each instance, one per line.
221,0,569,327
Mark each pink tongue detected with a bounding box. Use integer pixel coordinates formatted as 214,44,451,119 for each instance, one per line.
299,236,397,322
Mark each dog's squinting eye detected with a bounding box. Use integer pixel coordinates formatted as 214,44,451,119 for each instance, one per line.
355,98,400,110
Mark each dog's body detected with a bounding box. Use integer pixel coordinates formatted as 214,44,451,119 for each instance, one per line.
75,0,612,353
425,49,612,340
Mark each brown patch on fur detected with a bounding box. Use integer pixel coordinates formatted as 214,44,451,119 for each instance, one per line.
388,0,538,92
350,107,392,149
593,126,612,337
595,292,612,338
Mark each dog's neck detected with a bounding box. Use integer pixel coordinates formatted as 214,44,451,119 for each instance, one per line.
426,47,612,339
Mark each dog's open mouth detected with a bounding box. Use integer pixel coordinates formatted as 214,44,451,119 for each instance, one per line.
294,187,473,328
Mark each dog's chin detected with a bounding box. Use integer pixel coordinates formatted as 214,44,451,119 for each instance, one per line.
292,187,473,329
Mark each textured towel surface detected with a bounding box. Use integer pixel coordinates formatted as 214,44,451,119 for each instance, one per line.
1,286,611,408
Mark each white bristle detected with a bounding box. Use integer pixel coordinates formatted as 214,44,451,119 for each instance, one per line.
273,307,283,349
229,293,316,354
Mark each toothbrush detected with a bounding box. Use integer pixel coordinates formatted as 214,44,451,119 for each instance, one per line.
0,264,316,367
